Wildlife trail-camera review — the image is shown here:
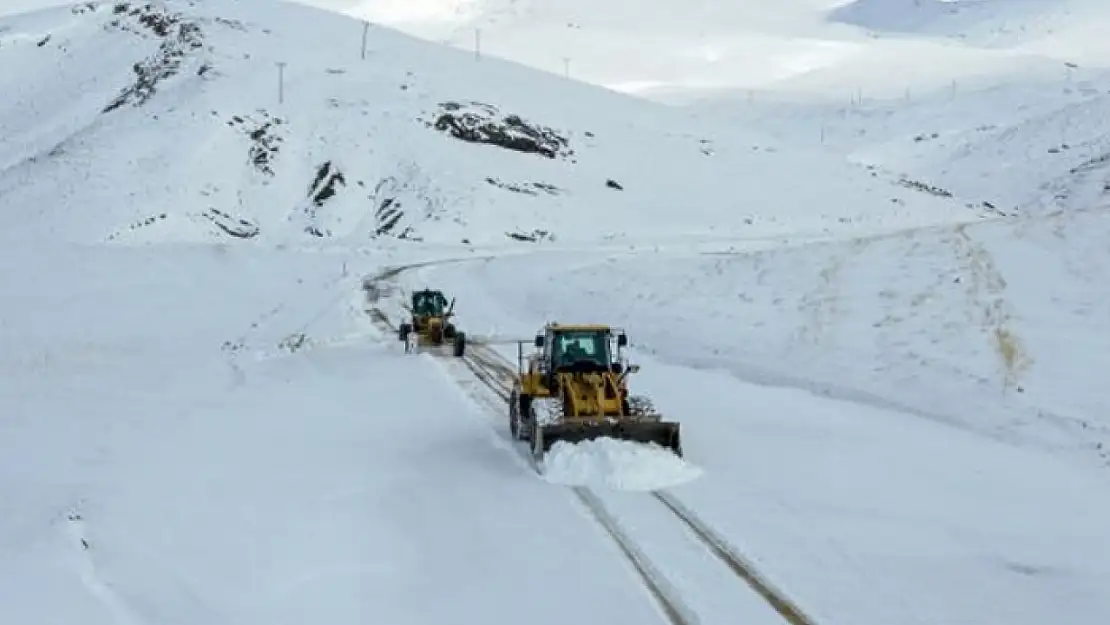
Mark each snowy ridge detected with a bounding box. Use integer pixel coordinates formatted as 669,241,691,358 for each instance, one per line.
0,0,979,248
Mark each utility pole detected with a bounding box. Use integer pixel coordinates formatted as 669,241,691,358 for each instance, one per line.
361,21,369,60
276,61,286,104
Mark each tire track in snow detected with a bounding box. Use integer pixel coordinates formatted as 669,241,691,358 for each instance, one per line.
464,344,817,625
651,492,816,625
362,267,818,625
360,272,695,625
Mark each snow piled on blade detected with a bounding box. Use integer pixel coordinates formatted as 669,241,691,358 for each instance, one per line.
540,439,703,491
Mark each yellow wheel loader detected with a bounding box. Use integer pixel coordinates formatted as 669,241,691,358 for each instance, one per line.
398,288,466,357
508,323,682,462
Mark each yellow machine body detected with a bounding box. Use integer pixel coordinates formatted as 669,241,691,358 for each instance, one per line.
509,323,682,460
398,289,466,357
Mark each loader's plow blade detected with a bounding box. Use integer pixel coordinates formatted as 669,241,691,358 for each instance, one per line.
534,421,683,462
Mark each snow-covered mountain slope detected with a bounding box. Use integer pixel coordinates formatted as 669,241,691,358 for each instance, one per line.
829,0,1110,52
4,1,1110,625
0,0,979,248
295,0,1110,100
697,64,1110,218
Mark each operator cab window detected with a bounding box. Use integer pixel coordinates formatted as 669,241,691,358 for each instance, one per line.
413,292,445,316
553,331,610,368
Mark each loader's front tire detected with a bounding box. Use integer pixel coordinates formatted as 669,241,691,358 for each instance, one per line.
398,323,411,342
452,332,466,358
531,426,545,465
509,389,521,439
509,390,532,442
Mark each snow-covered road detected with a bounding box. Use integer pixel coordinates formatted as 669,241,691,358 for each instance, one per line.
361,265,816,625
387,251,1110,625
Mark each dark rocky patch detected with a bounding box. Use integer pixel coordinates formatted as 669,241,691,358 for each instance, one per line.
422,101,573,160
1070,152,1110,174
506,229,554,242
898,177,952,198
485,177,560,196
308,161,346,206
221,339,245,352
106,212,169,240
301,161,346,237
203,208,259,239
211,16,247,31
227,112,285,176
102,2,205,112
374,196,404,236
278,332,308,353
606,178,623,190
367,173,441,242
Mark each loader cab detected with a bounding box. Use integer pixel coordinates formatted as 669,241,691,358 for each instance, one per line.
541,325,617,374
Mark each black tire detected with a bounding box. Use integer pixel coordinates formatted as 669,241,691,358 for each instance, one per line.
509,389,522,439
398,323,411,342
531,425,545,464
452,332,466,357
515,393,534,442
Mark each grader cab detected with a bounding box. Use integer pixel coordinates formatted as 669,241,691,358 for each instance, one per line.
508,323,682,462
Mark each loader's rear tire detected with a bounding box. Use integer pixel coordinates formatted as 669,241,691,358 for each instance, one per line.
453,332,466,358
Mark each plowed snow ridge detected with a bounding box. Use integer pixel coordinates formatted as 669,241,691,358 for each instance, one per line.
541,438,704,491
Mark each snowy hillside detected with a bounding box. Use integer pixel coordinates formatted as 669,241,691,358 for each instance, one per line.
0,0,980,248
695,69,1110,221
3,1,1110,625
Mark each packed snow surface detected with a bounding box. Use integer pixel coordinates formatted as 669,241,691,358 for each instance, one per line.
540,439,703,491
3,0,1110,624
